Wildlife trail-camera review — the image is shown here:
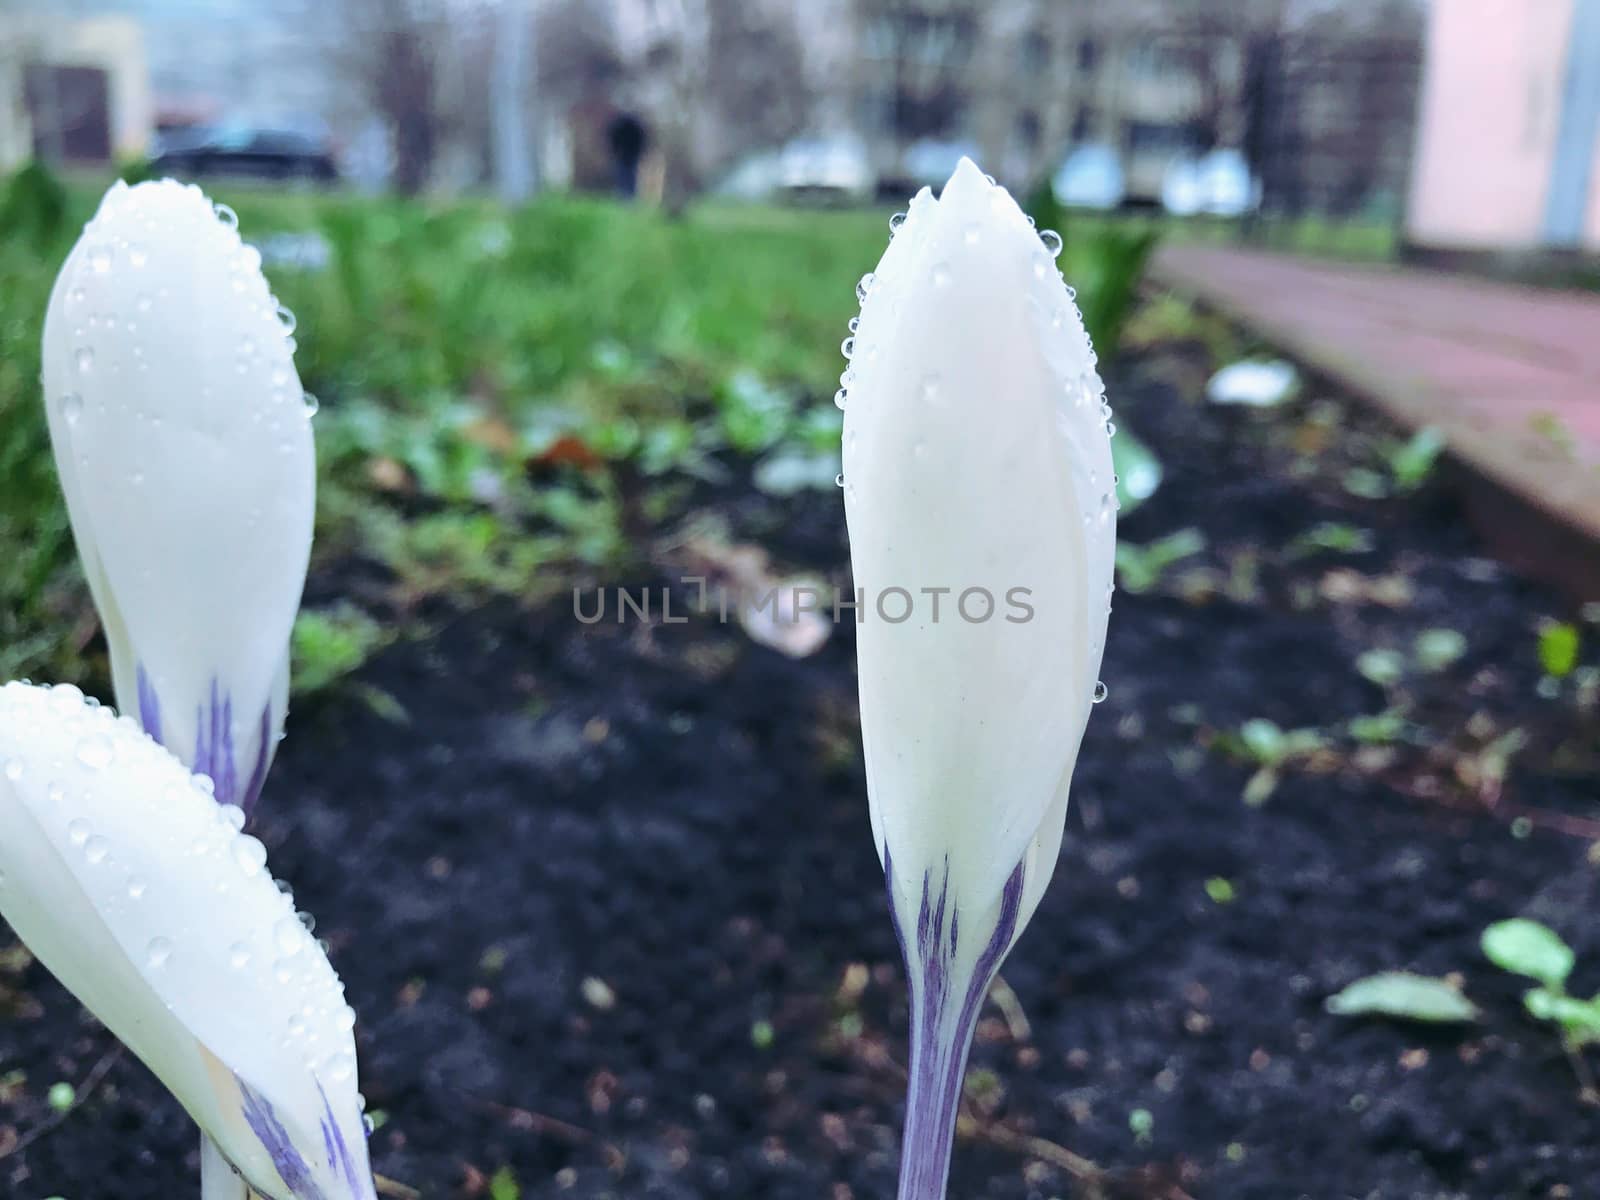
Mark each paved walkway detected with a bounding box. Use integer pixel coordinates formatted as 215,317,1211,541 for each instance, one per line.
1153,245,1600,590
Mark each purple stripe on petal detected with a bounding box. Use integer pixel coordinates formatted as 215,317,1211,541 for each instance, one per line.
241,701,274,817
135,664,163,743
890,855,1028,1200
237,1074,329,1200
316,1079,376,1199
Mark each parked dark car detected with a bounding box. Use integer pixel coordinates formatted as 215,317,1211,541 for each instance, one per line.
151,126,339,185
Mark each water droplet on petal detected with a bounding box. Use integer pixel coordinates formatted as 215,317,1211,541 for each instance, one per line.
214,203,238,231
230,942,252,969
931,262,952,287
59,393,83,423
302,393,319,417
1092,681,1109,703
88,245,112,273
840,337,855,359
67,818,91,846
889,211,906,236
146,937,172,968
74,347,94,374
327,1051,355,1082
274,917,306,957
835,473,845,488
847,316,859,334
855,272,875,304
963,222,980,245
232,835,267,877
275,304,297,334
83,835,109,864
128,244,148,268
2,758,20,782
834,388,848,410
1040,229,1063,256
1106,421,1117,437
919,373,942,404
75,735,113,770
127,876,147,900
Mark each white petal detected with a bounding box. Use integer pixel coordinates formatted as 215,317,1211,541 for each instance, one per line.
0,682,373,1200
41,181,314,811
845,158,1114,915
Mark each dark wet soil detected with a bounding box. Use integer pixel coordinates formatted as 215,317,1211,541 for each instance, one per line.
3,331,1599,1200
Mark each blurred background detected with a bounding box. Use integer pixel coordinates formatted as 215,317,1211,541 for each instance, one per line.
5,2,1600,1199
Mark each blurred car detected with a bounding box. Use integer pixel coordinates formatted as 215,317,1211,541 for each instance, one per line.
714,148,786,201
1052,143,1125,210
901,138,983,190
1161,149,1260,218
777,135,873,204
152,126,339,185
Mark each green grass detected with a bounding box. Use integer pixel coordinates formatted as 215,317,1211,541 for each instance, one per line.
0,166,1160,692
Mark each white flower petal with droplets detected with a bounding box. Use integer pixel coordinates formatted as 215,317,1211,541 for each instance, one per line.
844,157,1115,920
0,682,374,1200
41,180,314,814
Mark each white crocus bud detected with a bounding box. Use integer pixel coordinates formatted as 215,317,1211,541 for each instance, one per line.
0,681,375,1200
41,180,315,816
840,159,1115,1199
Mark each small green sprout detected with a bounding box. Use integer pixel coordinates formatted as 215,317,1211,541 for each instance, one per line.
1325,971,1479,1024
1204,877,1236,905
1539,622,1581,679
1483,918,1600,1097
750,1019,775,1050
489,1166,521,1200
47,1081,75,1111
1128,1107,1154,1144
1114,529,1205,594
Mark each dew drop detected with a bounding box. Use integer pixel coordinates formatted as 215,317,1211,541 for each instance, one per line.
214,203,238,231
75,735,113,770
963,222,980,245
275,304,297,335
1106,421,1117,437
840,337,855,359
229,942,252,969
68,286,85,305
74,347,95,374
146,937,173,968
855,272,875,304
931,262,952,287
919,373,942,404
127,876,147,900
67,818,91,846
46,781,65,805
136,292,153,313
59,393,83,423
913,440,927,460
274,917,306,957
834,388,848,410
835,473,845,488
1040,229,1063,257
847,316,859,334
1092,681,1109,704
327,1051,355,1082
232,835,267,877
221,804,246,832
88,245,113,273
889,211,907,236
2,758,20,782
336,1004,357,1031
128,244,148,268
83,836,109,864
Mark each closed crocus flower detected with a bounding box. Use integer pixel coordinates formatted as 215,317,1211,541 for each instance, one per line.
0,681,375,1200
839,159,1115,1199
42,180,314,815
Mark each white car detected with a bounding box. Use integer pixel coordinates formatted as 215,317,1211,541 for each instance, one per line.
1053,144,1126,211
902,139,983,189
1162,149,1261,218
778,135,874,203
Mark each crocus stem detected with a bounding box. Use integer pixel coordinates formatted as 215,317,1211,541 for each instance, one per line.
896,955,992,1200
200,1132,248,1200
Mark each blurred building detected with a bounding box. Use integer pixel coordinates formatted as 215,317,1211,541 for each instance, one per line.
0,12,154,170
1408,0,1600,254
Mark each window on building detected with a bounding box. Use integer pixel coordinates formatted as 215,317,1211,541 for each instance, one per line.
1020,29,1051,76
1077,38,1098,72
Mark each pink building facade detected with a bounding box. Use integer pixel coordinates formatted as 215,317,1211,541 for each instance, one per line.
1408,0,1600,253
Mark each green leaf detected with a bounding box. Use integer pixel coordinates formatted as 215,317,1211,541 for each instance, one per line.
1114,528,1204,594
1388,426,1446,490
1538,623,1580,678
1414,628,1467,673
1111,424,1163,513
1356,648,1405,687
489,1166,521,1200
1239,718,1286,765
1324,972,1480,1023
1482,918,1574,987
